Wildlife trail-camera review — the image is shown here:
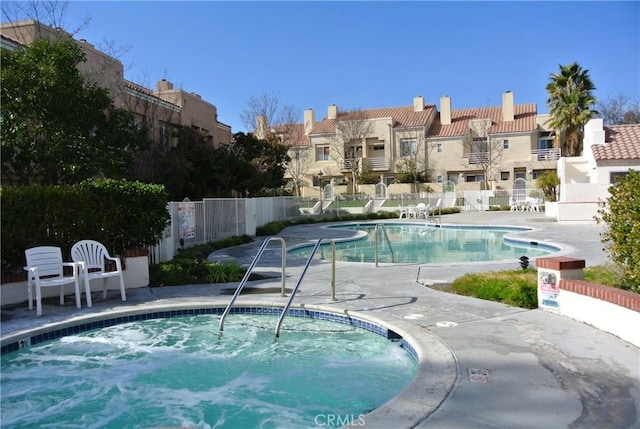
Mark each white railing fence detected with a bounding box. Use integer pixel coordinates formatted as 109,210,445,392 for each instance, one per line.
149,187,547,263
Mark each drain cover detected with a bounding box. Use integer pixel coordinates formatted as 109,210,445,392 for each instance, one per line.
468,368,490,383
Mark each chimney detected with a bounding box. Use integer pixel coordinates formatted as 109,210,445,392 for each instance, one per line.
328,104,338,120
304,109,315,135
156,79,174,92
413,95,425,112
255,115,267,139
440,95,452,125
502,91,514,122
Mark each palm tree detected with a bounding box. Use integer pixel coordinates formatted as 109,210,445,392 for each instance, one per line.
545,62,598,157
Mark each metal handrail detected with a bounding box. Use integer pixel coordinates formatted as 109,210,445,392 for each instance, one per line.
374,223,395,267
218,236,286,332
274,238,336,338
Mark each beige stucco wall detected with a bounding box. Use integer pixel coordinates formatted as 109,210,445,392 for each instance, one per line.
1,21,125,104
155,84,219,140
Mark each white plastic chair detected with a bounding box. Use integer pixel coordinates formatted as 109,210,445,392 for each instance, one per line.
24,246,82,316
416,203,428,219
71,240,127,307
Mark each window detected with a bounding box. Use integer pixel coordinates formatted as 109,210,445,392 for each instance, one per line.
500,171,510,181
610,171,628,183
347,145,362,159
468,137,488,163
436,175,443,183
400,138,416,157
436,142,443,153
502,139,509,149
316,146,330,161
532,169,549,179
372,144,385,151
465,174,485,183
538,132,554,149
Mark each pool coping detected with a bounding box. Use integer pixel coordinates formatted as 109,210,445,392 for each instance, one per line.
1,300,457,429
4,212,636,429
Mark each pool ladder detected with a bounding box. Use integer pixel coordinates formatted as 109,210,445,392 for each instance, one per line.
218,237,336,338
374,224,395,266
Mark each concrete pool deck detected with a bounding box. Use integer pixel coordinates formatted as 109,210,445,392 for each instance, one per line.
1,211,639,428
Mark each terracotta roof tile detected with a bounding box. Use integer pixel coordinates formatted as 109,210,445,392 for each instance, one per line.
272,123,310,147
428,104,538,138
309,105,436,135
593,124,640,161
124,80,180,108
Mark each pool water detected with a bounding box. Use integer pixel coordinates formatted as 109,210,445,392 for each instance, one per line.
290,223,558,264
0,314,417,429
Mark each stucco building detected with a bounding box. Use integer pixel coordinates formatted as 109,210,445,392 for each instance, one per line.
0,20,232,149
552,119,640,222
273,92,559,197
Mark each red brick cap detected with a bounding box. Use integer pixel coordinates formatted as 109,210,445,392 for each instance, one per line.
536,257,586,271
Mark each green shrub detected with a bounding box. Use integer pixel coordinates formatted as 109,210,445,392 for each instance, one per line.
175,236,253,260
1,179,169,272
536,170,560,202
356,172,379,184
450,269,538,309
583,264,624,288
150,236,256,286
596,170,640,291
206,261,246,283
256,220,293,236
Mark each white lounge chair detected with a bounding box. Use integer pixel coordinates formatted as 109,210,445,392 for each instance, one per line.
24,246,83,316
71,240,127,306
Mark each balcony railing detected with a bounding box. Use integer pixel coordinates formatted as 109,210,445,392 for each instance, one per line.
340,159,359,171
365,157,390,171
531,148,561,161
463,152,489,164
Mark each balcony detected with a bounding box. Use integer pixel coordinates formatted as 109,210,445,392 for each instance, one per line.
340,159,359,171
463,152,489,164
531,148,561,161
365,157,390,171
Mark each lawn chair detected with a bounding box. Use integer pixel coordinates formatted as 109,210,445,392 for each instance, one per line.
71,240,127,306
24,246,83,316
416,203,428,219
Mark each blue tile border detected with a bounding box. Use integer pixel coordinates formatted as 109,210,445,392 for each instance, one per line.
1,307,415,361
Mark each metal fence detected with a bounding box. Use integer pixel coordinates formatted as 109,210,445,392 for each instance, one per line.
149,188,546,263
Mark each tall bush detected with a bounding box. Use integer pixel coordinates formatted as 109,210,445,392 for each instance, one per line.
1,179,170,272
596,170,640,290
535,170,560,202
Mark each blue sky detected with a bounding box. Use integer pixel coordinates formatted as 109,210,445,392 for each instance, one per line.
45,1,640,132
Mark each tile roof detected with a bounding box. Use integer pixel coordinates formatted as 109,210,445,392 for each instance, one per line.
592,124,640,161
124,80,180,108
309,105,436,135
428,104,538,138
272,123,310,147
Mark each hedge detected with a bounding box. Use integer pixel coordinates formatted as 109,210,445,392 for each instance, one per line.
1,179,170,272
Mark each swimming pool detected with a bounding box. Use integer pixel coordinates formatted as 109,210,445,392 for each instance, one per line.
0,308,417,429
289,222,560,264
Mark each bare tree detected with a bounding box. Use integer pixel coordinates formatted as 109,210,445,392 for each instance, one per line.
123,77,182,184
395,127,434,192
597,93,640,125
1,0,90,38
462,119,504,190
278,106,310,197
326,108,375,193
240,93,298,134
